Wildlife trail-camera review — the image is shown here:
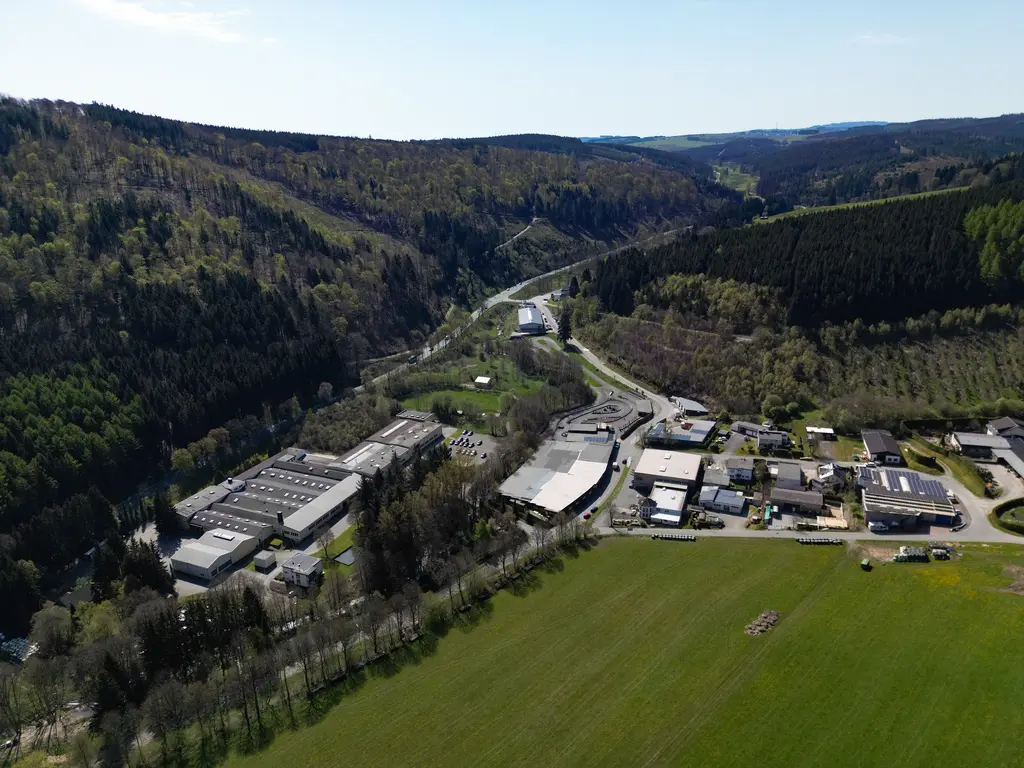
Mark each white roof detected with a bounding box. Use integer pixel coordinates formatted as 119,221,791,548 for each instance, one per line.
650,484,686,512
474,376,491,385
634,449,702,483
530,457,609,513
171,528,254,570
283,552,322,575
806,426,835,435
650,511,683,526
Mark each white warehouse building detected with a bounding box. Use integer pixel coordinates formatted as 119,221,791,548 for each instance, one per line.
517,306,546,334
171,529,259,581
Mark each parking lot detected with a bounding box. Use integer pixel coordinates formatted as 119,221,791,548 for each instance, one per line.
447,429,498,464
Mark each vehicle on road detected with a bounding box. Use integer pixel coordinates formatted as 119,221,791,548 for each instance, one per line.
583,512,592,520
868,521,889,533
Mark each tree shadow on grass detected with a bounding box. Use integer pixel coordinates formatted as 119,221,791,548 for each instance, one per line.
540,556,565,574
454,599,494,632
510,569,543,598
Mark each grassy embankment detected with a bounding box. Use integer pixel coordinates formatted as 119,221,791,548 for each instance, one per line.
226,538,1024,768
904,434,988,497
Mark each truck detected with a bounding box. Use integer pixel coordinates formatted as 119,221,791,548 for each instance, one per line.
694,511,725,529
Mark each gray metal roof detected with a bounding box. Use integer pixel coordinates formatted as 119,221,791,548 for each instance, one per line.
282,474,361,537
953,432,1009,449
862,430,900,456
726,457,754,470
518,306,544,328
775,463,802,481
770,488,824,508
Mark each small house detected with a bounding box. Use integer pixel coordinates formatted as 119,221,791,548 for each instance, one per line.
725,457,754,483
774,463,804,491
861,430,902,465
474,375,493,390
282,552,324,589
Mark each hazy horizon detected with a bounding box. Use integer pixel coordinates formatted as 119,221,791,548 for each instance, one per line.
1,0,1022,141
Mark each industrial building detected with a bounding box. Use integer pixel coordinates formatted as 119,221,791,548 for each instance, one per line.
671,397,709,417
500,431,615,519
646,484,688,527
856,466,957,527
645,420,717,448
987,416,1024,439
631,450,702,493
698,486,747,515
171,528,259,581
862,430,903,464
517,306,546,334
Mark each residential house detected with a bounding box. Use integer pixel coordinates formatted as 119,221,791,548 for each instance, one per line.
769,488,824,515
757,430,789,450
725,456,755,483
282,552,324,588
809,463,847,492
698,485,747,515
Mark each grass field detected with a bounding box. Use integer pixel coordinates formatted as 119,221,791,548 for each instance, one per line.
227,538,1024,768
905,434,988,497
400,388,503,414
715,162,759,197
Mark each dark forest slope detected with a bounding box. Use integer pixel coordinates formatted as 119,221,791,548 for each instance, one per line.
0,97,738,631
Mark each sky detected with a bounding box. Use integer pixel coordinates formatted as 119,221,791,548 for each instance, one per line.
1,0,1022,140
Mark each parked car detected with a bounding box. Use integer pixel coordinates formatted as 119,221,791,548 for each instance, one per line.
583,512,592,520
481,452,488,459
868,521,889,533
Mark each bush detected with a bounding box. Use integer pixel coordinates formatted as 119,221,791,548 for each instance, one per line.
269,538,284,549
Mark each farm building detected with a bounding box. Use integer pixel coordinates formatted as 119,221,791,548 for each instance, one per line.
862,430,902,464
631,450,702,493
856,466,957,527
987,416,1024,439
950,432,1009,459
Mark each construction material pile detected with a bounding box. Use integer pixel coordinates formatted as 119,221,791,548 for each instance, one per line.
745,610,780,636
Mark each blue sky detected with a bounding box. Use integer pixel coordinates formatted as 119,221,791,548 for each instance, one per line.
1,0,1022,140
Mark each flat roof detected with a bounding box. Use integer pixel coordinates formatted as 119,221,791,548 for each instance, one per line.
368,420,443,452
650,512,683,526
174,486,230,519
633,449,702,483
397,410,434,422
283,552,322,575
650,484,686,512
282,473,361,536
775,463,802,481
726,456,754,469
648,420,716,444
340,441,410,475
805,426,835,435
474,376,491,384
499,439,614,514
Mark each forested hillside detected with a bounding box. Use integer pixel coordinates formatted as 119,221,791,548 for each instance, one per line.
0,96,736,630
575,172,1024,422
595,164,1024,326
614,114,1024,209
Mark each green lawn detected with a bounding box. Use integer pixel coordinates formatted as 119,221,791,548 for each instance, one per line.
714,163,759,197
226,538,1024,768
400,388,503,414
